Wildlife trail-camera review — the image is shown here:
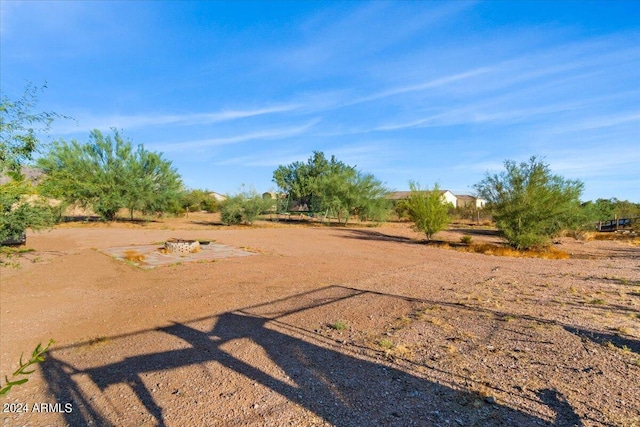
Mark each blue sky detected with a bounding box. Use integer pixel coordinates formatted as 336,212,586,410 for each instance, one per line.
1,1,638,201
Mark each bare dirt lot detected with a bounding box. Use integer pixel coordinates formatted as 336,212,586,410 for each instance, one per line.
1,213,639,426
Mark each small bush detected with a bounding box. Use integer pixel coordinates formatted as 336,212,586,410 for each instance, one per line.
378,339,394,349
460,234,473,244
405,182,451,240
179,188,219,213
220,188,275,225
329,320,348,330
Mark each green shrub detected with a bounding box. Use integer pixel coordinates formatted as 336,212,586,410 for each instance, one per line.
475,157,584,249
179,188,219,213
460,235,473,244
329,320,348,330
405,182,450,240
378,338,394,349
220,188,274,225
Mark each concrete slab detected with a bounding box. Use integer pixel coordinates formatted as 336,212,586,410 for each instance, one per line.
100,241,257,269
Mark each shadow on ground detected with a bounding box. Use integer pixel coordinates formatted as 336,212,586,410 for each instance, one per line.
563,325,640,354
447,228,503,238
42,286,596,426
336,228,419,244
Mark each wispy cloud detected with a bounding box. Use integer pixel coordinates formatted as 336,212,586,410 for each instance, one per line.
51,104,300,134
341,67,494,108
153,119,321,152
215,151,306,168
550,147,640,178
544,112,640,134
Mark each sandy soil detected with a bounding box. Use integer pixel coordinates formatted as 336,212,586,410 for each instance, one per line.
1,213,639,426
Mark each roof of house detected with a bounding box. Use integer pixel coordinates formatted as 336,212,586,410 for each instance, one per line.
208,192,227,201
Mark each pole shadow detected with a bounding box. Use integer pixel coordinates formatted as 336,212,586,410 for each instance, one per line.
41,286,586,426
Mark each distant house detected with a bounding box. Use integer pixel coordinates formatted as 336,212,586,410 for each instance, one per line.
208,192,227,202
456,195,486,209
387,190,457,207
440,190,458,207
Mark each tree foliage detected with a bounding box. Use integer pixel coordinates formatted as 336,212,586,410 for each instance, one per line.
475,157,584,249
1,83,68,177
0,181,54,243
37,129,183,221
1,83,61,242
272,151,390,224
404,182,451,240
273,151,339,212
179,188,219,213
220,188,274,225
582,198,640,222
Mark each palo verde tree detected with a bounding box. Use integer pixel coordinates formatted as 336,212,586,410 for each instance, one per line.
273,151,390,224
475,157,584,249
0,83,64,242
404,182,451,240
319,167,390,224
38,129,183,221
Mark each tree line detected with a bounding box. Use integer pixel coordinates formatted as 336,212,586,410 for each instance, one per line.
2,84,638,250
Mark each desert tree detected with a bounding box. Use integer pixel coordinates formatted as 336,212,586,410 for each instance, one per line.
319,168,390,225
474,157,584,249
0,83,59,393
1,82,69,176
273,151,338,212
38,129,183,221
404,182,451,240
273,151,390,224
0,83,65,242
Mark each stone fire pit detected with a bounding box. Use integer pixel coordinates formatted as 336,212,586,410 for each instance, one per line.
101,239,256,269
164,238,200,254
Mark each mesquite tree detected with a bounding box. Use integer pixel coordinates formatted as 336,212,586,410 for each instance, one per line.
38,129,183,221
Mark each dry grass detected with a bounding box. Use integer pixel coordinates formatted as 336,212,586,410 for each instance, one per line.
462,243,570,259
615,326,630,335
123,250,146,263
392,344,413,359
431,240,570,259
593,232,639,244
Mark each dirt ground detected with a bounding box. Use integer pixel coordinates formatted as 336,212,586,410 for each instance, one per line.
1,213,639,426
